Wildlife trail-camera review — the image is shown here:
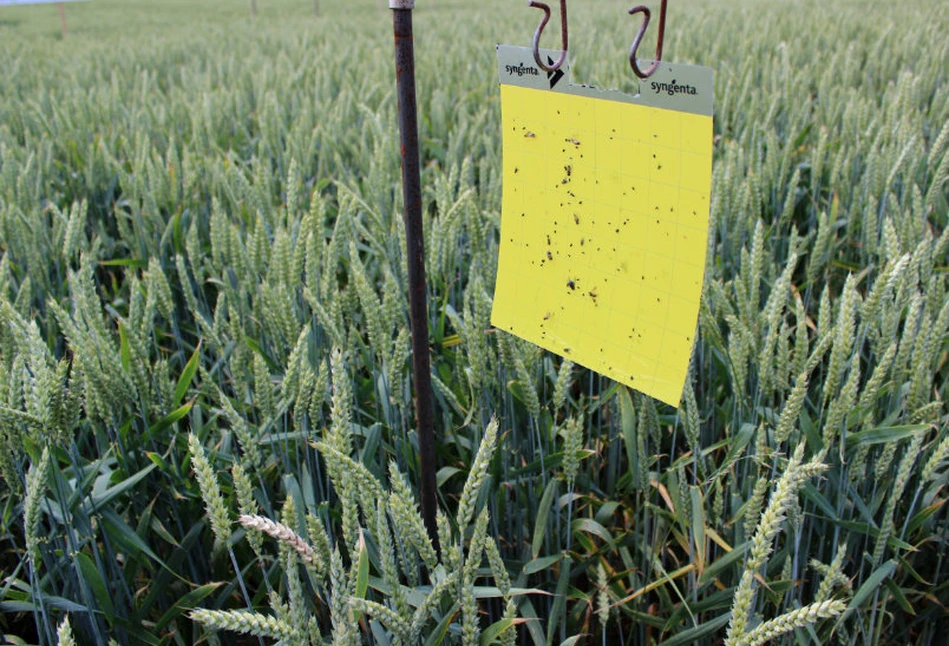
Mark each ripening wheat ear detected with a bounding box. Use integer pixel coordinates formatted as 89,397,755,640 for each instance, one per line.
388,460,438,571
187,433,232,549
315,441,386,529
774,371,808,443
191,608,299,641
56,616,77,646
732,600,847,646
23,447,51,566
560,415,584,489
456,417,499,529
596,563,611,632
725,444,829,645
238,514,323,570
232,462,263,557
813,542,851,602
552,359,574,414
461,508,491,646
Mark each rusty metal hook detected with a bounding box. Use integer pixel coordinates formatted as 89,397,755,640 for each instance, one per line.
529,1,568,73
628,0,667,79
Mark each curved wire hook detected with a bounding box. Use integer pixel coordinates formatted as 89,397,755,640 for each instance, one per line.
529,1,568,73
628,0,667,79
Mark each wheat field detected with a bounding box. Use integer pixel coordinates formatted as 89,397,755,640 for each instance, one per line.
0,0,947,644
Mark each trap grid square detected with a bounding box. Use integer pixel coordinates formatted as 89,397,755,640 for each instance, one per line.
493,84,712,407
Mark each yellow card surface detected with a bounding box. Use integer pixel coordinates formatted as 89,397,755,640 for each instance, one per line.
493,47,713,407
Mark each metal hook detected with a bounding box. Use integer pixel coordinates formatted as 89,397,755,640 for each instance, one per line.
529,1,568,73
628,0,667,79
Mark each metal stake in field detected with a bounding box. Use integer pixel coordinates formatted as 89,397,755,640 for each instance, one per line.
56,2,67,36
389,0,439,553
0,1,92,38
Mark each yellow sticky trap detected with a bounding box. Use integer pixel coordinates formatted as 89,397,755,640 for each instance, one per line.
493,47,713,407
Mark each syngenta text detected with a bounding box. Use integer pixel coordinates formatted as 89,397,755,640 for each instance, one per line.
650,79,698,96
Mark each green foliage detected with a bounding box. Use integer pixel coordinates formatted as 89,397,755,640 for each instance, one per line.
190,421,513,646
0,0,947,645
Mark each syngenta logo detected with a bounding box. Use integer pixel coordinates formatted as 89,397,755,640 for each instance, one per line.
650,78,698,97
505,63,540,77
504,57,564,89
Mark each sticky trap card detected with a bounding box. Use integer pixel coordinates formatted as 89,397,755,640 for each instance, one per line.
492,46,713,407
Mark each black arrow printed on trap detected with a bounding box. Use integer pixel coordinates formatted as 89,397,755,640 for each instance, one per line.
547,55,565,88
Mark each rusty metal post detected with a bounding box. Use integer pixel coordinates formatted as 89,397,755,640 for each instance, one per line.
390,0,439,553
57,3,68,37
